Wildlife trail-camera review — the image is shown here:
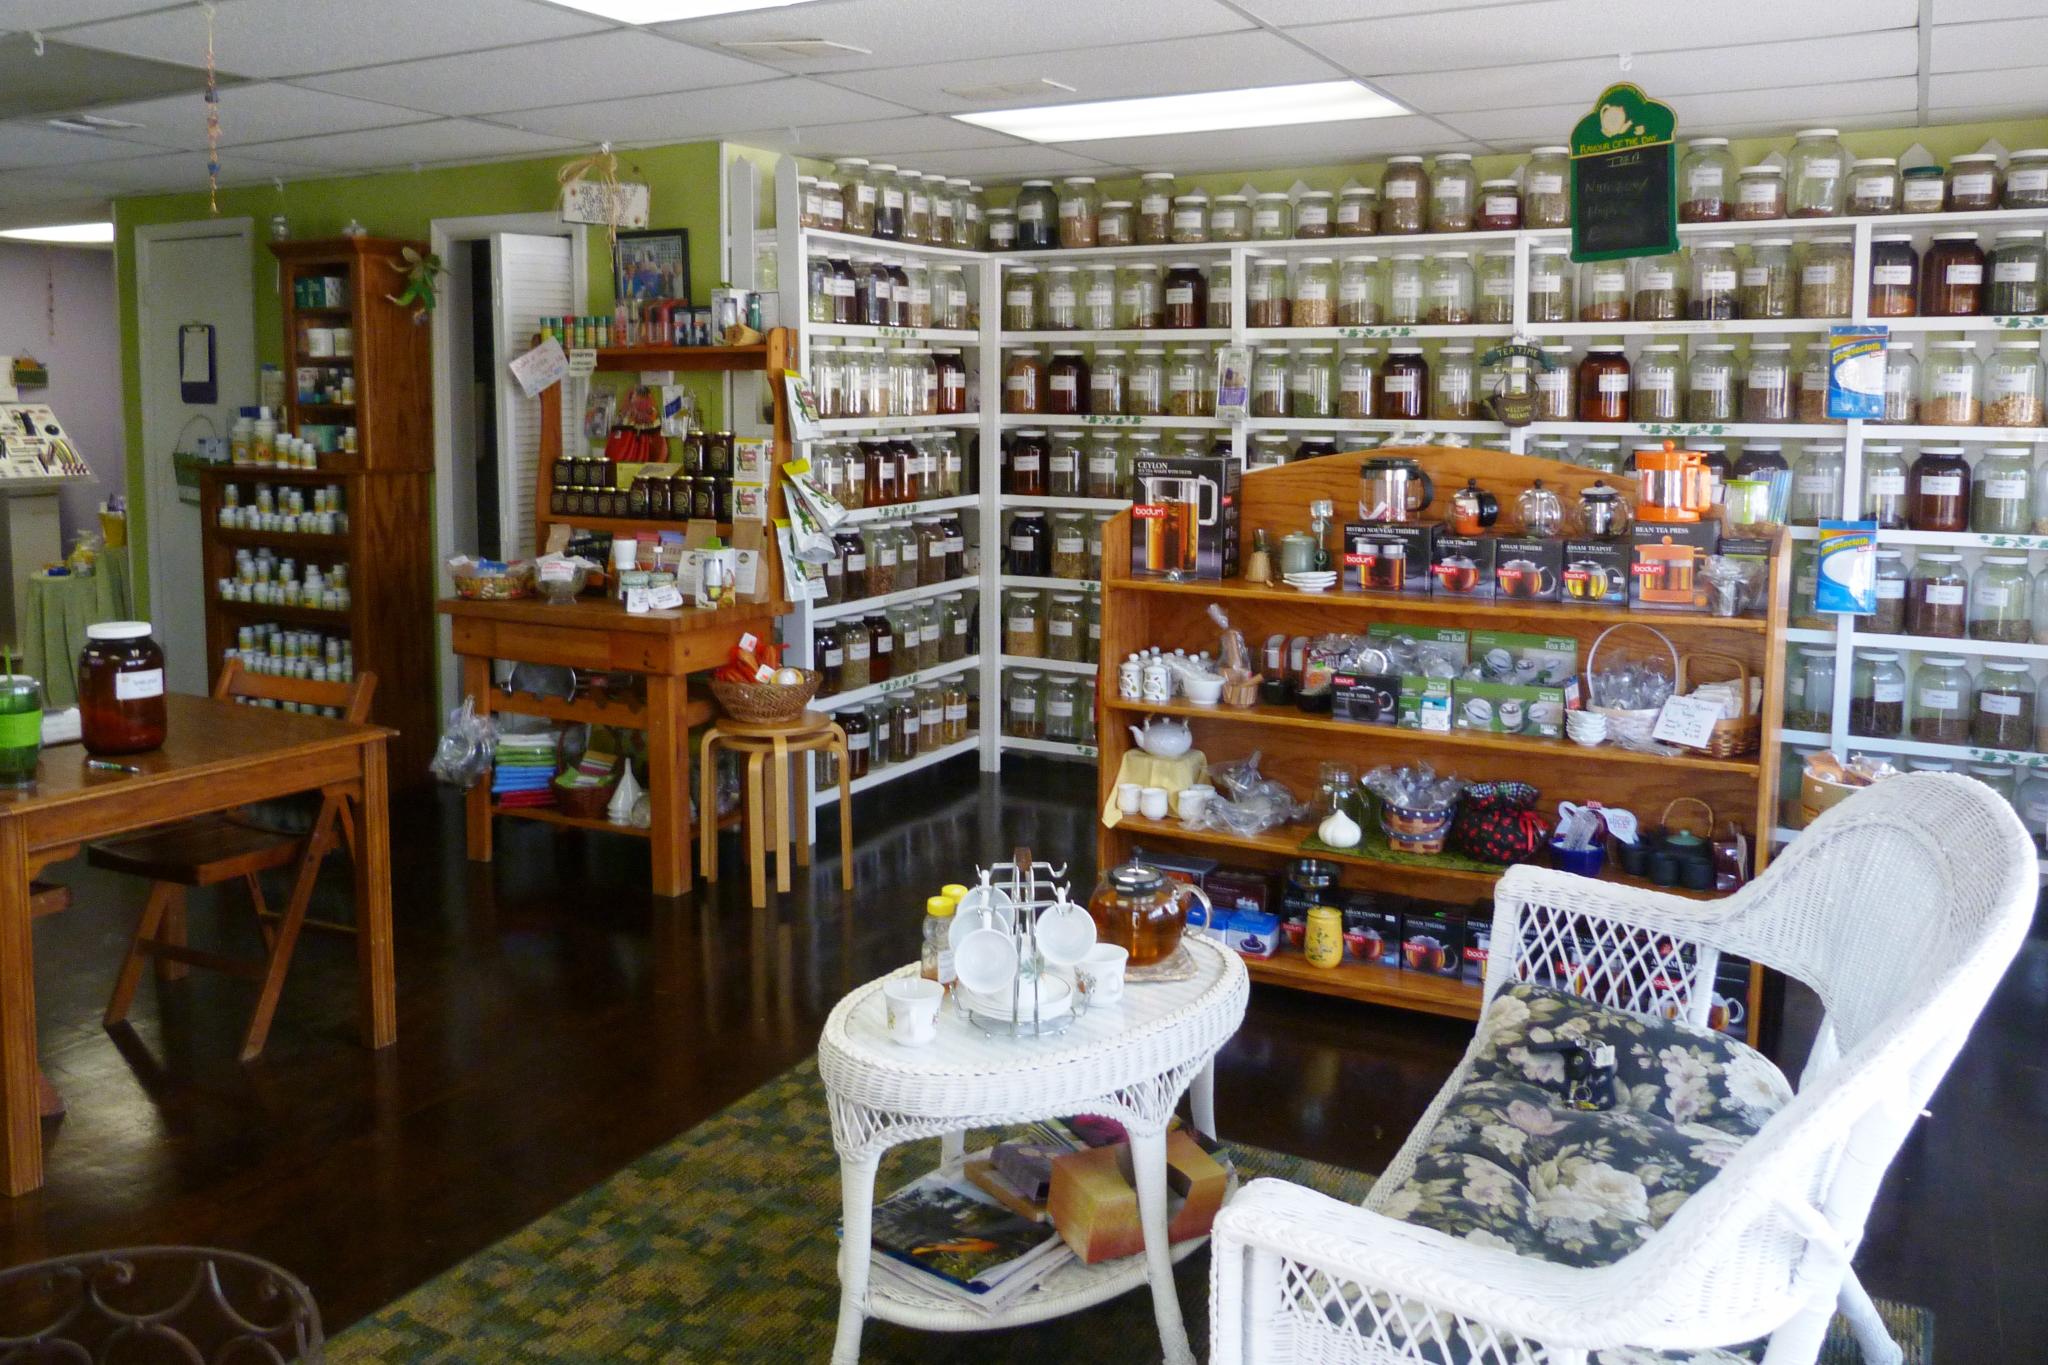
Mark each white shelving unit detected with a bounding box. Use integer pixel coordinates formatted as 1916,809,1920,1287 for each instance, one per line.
760,150,2048,834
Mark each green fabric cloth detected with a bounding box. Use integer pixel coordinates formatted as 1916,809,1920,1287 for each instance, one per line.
23,546,132,707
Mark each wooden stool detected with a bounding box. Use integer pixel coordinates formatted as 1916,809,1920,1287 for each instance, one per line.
699,710,852,907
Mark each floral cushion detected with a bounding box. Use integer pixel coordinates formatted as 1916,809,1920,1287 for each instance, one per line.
1373,983,1796,1363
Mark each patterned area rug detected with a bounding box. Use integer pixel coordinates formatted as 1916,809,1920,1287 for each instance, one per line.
331,1060,1931,1364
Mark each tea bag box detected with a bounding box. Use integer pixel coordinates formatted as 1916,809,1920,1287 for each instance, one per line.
1130,450,1240,581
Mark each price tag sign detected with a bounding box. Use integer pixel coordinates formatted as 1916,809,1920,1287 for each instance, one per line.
566,348,598,379
1650,694,1726,749
648,584,684,610
623,587,651,615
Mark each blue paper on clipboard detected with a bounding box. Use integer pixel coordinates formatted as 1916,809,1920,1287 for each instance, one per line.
1815,520,1878,616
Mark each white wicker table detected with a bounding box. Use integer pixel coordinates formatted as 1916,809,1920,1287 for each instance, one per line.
819,935,1250,1364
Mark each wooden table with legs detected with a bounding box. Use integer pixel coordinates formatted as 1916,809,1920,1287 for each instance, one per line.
0,694,395,1195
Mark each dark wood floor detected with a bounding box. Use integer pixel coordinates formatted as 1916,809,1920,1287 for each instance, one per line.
0,756,2038,1360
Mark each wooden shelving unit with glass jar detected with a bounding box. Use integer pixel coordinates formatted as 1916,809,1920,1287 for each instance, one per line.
1092,445,1788,1041
193,239,437,782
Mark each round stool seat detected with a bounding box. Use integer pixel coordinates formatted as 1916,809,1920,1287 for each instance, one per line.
710,708,835,738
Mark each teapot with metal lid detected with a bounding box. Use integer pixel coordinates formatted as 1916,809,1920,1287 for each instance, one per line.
1574,478,1631,540
1088,859,1210,966
1358,455,1435,522
1516,478,1566,537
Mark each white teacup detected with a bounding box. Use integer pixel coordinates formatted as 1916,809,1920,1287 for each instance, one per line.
1117,782,1143,813
883,977,943,1046
1177,784,1214,823
1076,944,1129,1003
1140,786,1171,820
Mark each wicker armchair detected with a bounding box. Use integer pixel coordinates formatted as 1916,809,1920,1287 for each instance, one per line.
0,1246,322,1362
1209,773,2036,1365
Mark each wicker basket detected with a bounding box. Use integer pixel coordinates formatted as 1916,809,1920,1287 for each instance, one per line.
710,670,821,726
554,770,620,819
1679,651,1761,757
1583,622,1680,750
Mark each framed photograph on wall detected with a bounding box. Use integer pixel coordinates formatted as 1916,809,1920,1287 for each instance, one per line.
613,228,690,306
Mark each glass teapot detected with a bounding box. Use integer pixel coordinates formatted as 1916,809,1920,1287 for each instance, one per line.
1445,477,1499,534
1088,860,1208,966
1515,478,1565,536
1574,479,1631,540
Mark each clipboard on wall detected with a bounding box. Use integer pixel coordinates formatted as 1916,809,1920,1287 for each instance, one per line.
179,322,217,404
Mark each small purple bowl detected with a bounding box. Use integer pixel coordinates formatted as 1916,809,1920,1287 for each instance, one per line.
1549,836,1606,877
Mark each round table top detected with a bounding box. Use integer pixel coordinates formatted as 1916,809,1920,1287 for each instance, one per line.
819,936,1248,1126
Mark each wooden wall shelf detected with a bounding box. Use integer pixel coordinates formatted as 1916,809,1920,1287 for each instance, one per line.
1095,445,1790,1038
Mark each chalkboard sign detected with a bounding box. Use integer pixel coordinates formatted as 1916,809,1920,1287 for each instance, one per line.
1569,83,1678,263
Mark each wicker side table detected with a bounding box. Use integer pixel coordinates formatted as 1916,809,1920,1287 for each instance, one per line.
819,935,1250,1365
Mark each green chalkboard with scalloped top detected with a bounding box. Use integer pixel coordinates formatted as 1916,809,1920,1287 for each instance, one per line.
1569,82,1678,263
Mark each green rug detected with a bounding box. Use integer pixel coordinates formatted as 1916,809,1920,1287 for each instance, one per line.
331,1061,1931,1364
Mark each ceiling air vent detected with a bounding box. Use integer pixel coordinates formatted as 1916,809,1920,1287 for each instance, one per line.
719,38,871,58
943,78,1077,103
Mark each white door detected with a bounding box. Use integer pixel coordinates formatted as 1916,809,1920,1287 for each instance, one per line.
490,232,575,561
136,219,254,694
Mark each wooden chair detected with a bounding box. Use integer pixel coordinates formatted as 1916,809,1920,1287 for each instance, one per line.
90,659,377,1062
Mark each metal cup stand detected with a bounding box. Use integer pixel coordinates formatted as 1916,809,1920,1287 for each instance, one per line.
956,847,1084,1040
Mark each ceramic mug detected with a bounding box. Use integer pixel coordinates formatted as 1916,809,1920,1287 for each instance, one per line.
883,977,943,1046
1177,784,1215,822
1076,944,1129,1004
1140,786,1171,820
1117,782,1143,814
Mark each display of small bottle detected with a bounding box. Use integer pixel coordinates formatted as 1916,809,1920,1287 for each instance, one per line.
79,621,167,755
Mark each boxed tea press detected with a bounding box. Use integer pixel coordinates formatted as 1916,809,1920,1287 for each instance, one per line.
1562,540,1630,605
1344,521,1433,594
1631,521,1719,611
1451,678,1569,737
1491,535,1564,602
1429,534,1495,599
1131,450,1240,581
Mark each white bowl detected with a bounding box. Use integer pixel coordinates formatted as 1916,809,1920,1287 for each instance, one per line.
1182,675,1224,705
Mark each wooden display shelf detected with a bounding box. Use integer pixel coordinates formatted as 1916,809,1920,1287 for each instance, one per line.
208,526,351,553
205,463,355,483
482,685,715,733
1115,576,1769,633
591,343,771,371
490,804,651,837
1244,953,1482,1021
551,514,734,538
210,597,350,626
1101,697,1762,775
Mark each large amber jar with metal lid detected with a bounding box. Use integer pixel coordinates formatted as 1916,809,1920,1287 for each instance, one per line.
1089,861,1205,966
1576,347,1631,422
79,621,167,755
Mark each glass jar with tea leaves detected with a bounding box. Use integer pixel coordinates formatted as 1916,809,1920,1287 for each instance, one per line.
1790,443,1846,525
1740,239,1796,319
1907,553,1968,637
1632,343,1683,422
1338,255,1381,324
1973,662,2036,748
1679,138,1735,221
1788,645,1835,729
1909,655,1971,744
1524,146,1571,226
1881,340,1919,424
1972,555,2033,643
1870,548,1909,633
1848,651,1906,738
1862,444,1910,528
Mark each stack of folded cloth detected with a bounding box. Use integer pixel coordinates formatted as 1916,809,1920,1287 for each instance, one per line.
492,732,559,807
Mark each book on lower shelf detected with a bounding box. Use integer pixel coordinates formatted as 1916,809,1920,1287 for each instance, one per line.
864,1169,1074,1315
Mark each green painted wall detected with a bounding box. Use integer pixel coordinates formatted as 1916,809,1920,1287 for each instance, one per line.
112,139,727,610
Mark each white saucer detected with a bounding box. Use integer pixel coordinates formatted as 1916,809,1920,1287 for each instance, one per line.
959,974,1074,1021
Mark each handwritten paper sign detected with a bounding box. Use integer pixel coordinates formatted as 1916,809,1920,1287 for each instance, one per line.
507,337,568,398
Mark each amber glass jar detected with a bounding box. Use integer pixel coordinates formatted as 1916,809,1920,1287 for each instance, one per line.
1045,350,1088,415
79,621,166,755
1378,346,1428,419
1908,445,1972,532
1163,263,1207,329
1868,235,1918,318
1923,233,1986,317
1006,430,1047,496
1577,346,1630,422
838,708,871,779
1003,350,1043,414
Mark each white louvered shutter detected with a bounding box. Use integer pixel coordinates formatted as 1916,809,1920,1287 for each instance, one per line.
491,232,576,559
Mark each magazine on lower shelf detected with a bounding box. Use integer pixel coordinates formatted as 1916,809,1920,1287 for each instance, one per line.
866,1167,1073,1314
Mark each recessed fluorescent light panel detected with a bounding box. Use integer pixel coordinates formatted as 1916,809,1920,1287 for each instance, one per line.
954,80,1406,144
546,0,811,21
0,223,114,244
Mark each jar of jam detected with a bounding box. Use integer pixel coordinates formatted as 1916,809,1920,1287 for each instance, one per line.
1947,154,2003,211
1476,180,1521,230
1006,430,1047,496
1007,511,1049,576
1910,446,1972,531
1679,138,1734,221
1377,346,1427,420
1577,346,1630,422
1734,164,1785,220
1379,156,1427,234
1163,263,1206,329
1923,232,1985,317
1906,554,1968,638
1868,234,1918,317
80,621,166,755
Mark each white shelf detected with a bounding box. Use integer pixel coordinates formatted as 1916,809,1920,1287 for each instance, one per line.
999,735,1101,759
1838,631,2048,662
836,493,980,524
1525,319,1836,337
804,227,985,262
1002,495,1130,512
998,654,1099,675
997,414,1230,430
1247,324,1513,341
1857,528,2048,549
811,575,980,622
998,240,1237,261
1522,207,2048,244
1001,329,1231,345
1871,316,2048,333
1000,574,1100,593
1245,416,1507,434
1854,425,2048,443
808,323,978,343
1523,420,1850,439
809,414,981,434
1785,626,1835,644
815,655,981,711
1779,728,2048,770
813,733,983,806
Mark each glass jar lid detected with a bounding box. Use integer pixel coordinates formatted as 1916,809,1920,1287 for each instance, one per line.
87,621,153,640
1740,164,1784,176
1931,231,1981,241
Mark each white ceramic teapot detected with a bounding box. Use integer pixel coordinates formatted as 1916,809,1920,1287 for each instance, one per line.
1128,715,1193,758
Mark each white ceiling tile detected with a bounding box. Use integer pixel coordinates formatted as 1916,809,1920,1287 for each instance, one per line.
1926,67,2048,108
657,0,1252,73
66,149,323,193
1932,17,2048,72
897,145,1118,178
1932,0,2048,19
61,0,609,80
0,0,182,25
80,82,436,152
1300,0,1918,77
727,115,1025,159
1440,79,1920,144
1052,116,1479,177
296,30,777,117
0,119,186,169
1376,31,1918,116
1236,0,1508,22
238,118,581,171
506,76,911,144
1929,103,2048,128
823,30,1343,115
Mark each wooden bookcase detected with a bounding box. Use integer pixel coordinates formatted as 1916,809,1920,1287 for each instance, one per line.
195,238,437,783
1095,446,1789,1040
